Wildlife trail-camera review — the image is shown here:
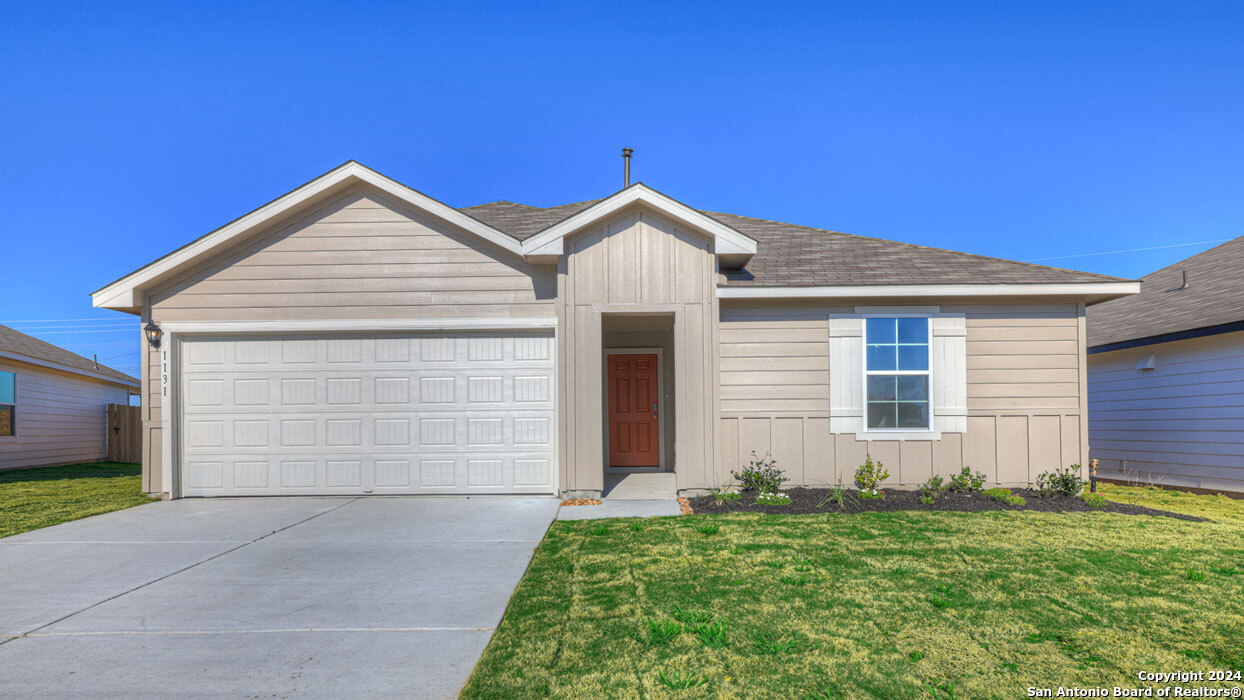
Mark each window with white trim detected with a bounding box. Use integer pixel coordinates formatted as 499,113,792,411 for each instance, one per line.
864,317,931,430
0,370,14,437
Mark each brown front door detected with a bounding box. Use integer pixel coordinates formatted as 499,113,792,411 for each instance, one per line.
607,353,660,467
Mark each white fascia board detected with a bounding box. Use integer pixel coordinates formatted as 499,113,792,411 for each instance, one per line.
520,184,758,258
0,349,141,389
717,282,1141,299
91,162,522,311
159,318,557,334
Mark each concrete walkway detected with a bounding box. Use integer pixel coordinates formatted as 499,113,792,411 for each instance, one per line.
558,472,683,520
0,496,558,699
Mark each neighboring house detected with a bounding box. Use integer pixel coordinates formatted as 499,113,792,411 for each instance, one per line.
91,161,1137,499
0,325,140,470
1088,236,1244,494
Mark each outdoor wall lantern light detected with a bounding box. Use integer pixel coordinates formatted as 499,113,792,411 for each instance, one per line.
143,321,162,349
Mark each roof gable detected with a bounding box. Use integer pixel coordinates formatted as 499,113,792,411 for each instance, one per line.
518,183,757,264
93,162,524,311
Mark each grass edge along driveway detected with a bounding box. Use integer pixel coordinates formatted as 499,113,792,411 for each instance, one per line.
0,461,154,538
462,485,1244,699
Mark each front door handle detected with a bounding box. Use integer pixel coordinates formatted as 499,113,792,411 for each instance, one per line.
652,402,658,417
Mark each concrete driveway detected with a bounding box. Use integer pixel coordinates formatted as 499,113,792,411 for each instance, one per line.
0,496,558,699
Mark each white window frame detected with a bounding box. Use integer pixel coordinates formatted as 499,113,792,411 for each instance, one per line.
0,369,15,440
861,313,934,435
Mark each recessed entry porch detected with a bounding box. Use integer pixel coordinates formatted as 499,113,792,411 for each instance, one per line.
602,314,675,471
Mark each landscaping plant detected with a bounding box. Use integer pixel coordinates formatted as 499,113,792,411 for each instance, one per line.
1036,466,1085,498
948,466,987,493
984,487,1026,506
1081,492,1107,509
732,452,786,492
854,455,889,499
756,491,792,506
919,475,947,505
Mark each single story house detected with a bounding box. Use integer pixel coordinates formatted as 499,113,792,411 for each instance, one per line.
1088,236,1244,494
92,161,1137,499
0,324,140,470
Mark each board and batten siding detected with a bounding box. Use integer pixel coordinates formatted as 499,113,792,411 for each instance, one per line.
718,301,1087,487
0,359,133,470
1089,330,1244,494
558,204,718,493
140,187,557,493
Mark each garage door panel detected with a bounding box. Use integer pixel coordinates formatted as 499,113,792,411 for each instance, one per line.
180,333,555,496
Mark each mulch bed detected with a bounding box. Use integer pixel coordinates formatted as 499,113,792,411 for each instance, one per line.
688,487,1204,521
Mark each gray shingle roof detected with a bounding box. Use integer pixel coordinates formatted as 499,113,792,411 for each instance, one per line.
0,325,139,386
1087,236,1244,348
460,200,1125,287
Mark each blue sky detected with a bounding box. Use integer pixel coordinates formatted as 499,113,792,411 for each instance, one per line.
2,0,1241,380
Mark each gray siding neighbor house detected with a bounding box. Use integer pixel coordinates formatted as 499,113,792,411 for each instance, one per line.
0,325,140,470
91,162,1138,499
1088,236,1244,494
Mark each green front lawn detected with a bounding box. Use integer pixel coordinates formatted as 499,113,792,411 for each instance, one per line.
0,461,154,538
464,485,1244,698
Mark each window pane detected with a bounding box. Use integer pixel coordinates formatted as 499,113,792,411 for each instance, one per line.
866,317,896,344
867,402,897,429
867,344,896,371
867,375,896,401
897,344,928,371
897,317,927,344
897,401,929,429
897,375,928,401
0,406,11,437
0,372,12,404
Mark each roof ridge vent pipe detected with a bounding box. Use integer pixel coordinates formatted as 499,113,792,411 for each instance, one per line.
622,147,633,187
1179,269,1189,290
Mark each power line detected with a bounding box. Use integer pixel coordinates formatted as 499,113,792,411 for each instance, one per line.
0,317,136,323
13,329,136,335
1026,239,1232,263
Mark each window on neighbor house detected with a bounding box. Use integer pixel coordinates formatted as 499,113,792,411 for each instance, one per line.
865,317,931,430
0,370,14,437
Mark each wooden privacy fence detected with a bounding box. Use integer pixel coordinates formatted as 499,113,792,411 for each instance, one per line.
107,404,141,464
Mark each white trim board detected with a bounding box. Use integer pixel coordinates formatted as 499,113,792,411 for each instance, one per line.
718,282,1140,301
158,318,558,335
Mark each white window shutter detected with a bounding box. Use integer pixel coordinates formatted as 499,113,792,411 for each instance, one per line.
829,315,863,434
932,313,967,433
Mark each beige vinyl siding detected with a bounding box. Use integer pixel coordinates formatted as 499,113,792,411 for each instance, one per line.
146,189,556,322
1088,330,1244,494
140,187,557,491
0,359,133,470
558,204,718,493
719,300,1087,487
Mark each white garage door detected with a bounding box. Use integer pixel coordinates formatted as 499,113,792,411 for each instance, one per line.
179,332,556,496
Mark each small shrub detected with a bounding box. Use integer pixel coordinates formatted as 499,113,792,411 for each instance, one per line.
918,475,947,502
1036,466,1085,498
657,669,709,690
645,618,683,645
984,487,1026,506
694,523,721,535
711,488,742,505
732,452,786,492
854,455,889,497
1081,492,1107,509
948,466,987,493
756,491,792,506
858,489,885,500
817,476,850,510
